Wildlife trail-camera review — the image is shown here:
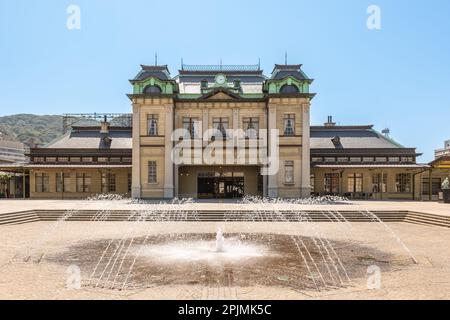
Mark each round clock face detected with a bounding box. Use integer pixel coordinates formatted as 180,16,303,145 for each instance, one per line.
215,74,227,85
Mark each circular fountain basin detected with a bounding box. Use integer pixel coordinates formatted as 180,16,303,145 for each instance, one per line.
135,237,270,264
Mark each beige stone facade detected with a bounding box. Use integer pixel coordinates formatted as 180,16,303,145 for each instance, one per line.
29,167,131,199
130,95,311,199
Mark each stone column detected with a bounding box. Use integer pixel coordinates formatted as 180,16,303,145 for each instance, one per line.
300,103,311,198
131,103,141,199
267,105,278,198
232,108,239,130
163,104,174,198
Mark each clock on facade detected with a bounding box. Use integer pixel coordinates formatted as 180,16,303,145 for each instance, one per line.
215,73,227,86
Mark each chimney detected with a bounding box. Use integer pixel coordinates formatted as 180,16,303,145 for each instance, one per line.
324,116,336,127
100,115,110,134
100,115,112,146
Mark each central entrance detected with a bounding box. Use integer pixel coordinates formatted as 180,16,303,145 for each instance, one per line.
197,171,244,199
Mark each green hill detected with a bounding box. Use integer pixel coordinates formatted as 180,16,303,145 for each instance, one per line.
0,114,132,148
0,114,63,147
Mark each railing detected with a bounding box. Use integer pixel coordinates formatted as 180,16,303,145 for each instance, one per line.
62,113,132,133
181,64,260,72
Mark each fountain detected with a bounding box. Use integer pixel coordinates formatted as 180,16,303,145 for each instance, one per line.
25,194,419,293
216,228,225,253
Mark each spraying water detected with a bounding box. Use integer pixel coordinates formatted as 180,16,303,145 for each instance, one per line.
216,228,225,253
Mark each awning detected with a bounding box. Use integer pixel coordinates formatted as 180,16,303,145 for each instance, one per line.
24,164,132,169
313,164,429,169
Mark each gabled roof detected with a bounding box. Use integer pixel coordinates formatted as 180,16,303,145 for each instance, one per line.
44,127,132,149
199,88,242,100
429,155,450,167
310,125,410,150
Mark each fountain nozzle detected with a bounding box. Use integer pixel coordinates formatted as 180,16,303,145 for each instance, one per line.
216,228,225,253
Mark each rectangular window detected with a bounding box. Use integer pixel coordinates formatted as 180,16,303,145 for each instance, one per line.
372,173,387,193
310,174,315,192
347,173,363,193
388,157,400,163
284,161,294,184
58,157,69,163
101,173,116,193
283,114,295,136
56,173,71,193
395,173,412,193
312,157,323,163
56,173,63,192
110,157,121,163
64,173,71,192
148,161,157,184
375,157,387,162
337,157,348,163
350,157,362,162
82,157,93,163
363,157,374,162
98,157,108,163
324,173,340,193
122,157,132,163
422,178,441,196
183,118,200,139
76,173,91,193
147,114,158,136
212,117,229,139
324,157,336,163
70,157,81,163
401,156,414,163
35,173,49,193
33,157,45,163
243,117,259,139
46,157,57,163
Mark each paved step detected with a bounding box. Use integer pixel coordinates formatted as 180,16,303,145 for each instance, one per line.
0,210,37,220
0,209,448,228
0,214,41,226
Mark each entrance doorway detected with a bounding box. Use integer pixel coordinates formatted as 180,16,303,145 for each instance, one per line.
197,171,244,199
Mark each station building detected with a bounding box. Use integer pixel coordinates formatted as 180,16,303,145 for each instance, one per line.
1,62,448,201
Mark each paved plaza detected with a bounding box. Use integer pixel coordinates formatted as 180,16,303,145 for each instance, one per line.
0,199,449,300
0,220,449,300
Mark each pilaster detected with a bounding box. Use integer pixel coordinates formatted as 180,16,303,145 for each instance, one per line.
131,103,141,198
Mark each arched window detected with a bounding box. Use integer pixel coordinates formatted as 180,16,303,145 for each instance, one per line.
280,84,299,94
143,85,162,94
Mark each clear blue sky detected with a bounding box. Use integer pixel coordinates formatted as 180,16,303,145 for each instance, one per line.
0,0,449,162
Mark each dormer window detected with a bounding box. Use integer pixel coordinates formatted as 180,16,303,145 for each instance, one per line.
331,136,341,146
280,84,299,94
201,80,208,89
143,85,162,94
233,80,241,89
